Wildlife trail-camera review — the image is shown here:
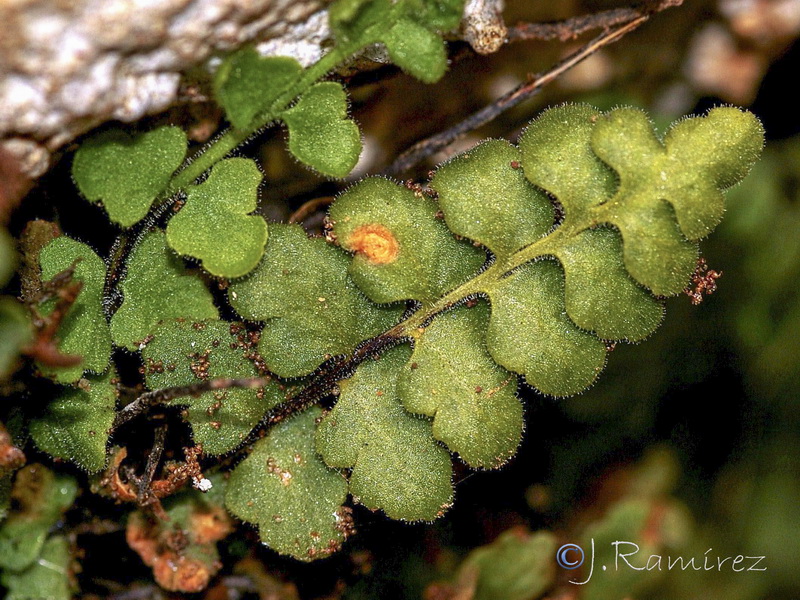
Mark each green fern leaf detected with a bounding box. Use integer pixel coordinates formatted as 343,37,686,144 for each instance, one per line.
38,237,111,382
383,19,448,83
1,535,73,600
520,104,763,296
486,259,608,396
329,177,485,303
140,319,289,455
0,466,77,572
430,139,554,259
166,158,268,278
329,0,464,83
315,345,454,521
225,407,350,561
229,104,762,511
228,224,402,378
51,102,761,558
327,105,762,401
72,127,187,227
214,49,303,130
110,231,218,350
588,107,764,294
594,107,763,240
29,371,117,473
282,82,362,178
517,104,617,216
397,301,522,468
556,227,664,340
0,298,32,381
329,0,393,45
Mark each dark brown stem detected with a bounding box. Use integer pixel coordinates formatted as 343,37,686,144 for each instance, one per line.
507,0,682,42
229,330,408,458
112,376,274,430
112,330,407,453
137,424,167,505
102,192,184,318
383,16,649,176
288,196,334,224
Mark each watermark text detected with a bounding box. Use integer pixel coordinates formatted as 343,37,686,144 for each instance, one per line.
556,539,766,584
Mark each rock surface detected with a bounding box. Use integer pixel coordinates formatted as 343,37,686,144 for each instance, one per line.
0,0,505,179
0,0,328,175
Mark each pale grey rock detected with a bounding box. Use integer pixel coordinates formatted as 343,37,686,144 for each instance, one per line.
0,0,328,173
0,0,503,177
256,9,329,68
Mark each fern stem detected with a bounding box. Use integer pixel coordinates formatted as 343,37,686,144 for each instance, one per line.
167,46,352,194
390,224,579,336
167,44,353,193
103,44,358,316
167,129,248,193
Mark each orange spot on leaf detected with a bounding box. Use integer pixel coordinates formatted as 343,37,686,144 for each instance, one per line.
347,223,399,265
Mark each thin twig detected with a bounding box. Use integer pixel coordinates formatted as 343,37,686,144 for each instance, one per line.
112,376,273,430
288,196,334,223
507,0,682,42
508,8,641,42
230,329,408,456
383,16,649,176
113,329,407,456
136,424,167,506
102,192,184,318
